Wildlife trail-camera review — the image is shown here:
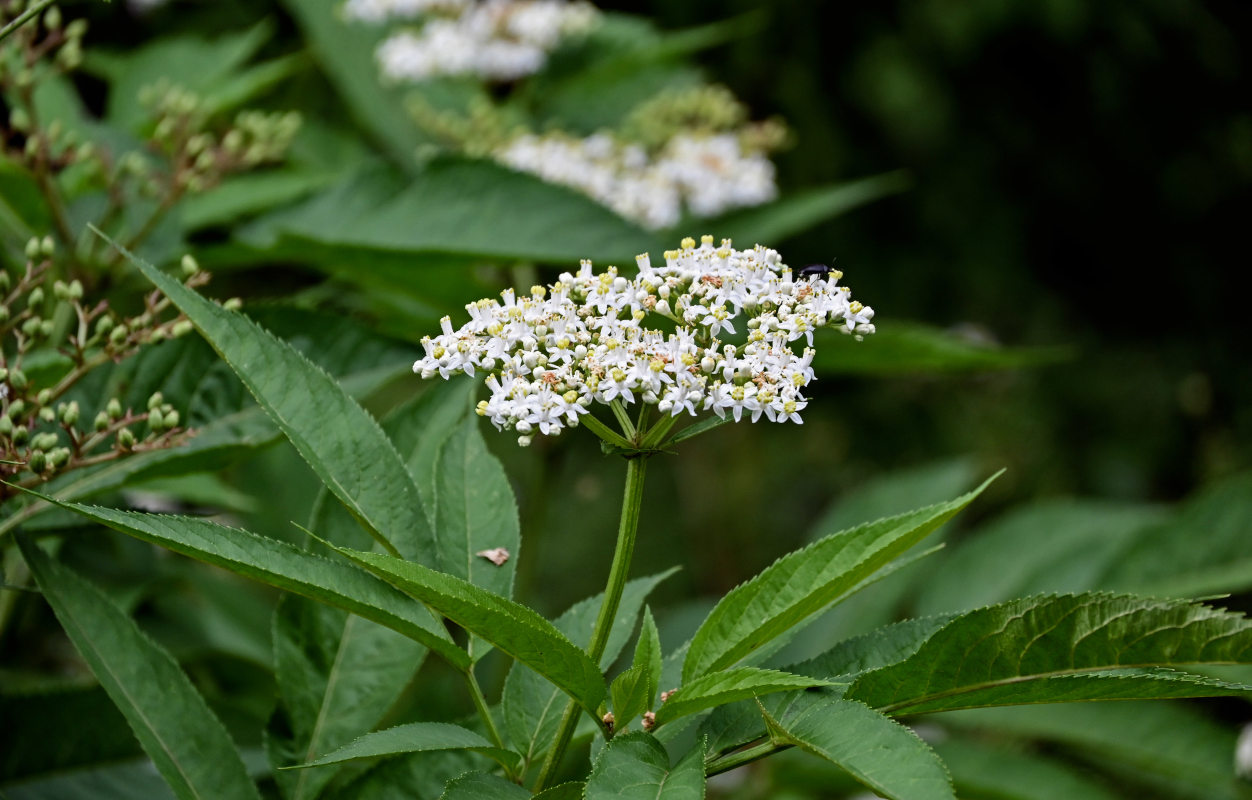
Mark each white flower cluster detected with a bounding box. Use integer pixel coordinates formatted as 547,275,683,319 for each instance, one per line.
496,132,777,230
362,0,598,82
414,236,875,445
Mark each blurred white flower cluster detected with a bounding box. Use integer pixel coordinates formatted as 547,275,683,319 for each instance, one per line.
496,132,777,230
414,236,875,445
344,0,598,82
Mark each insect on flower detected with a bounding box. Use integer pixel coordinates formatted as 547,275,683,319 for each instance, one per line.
798,263,832,280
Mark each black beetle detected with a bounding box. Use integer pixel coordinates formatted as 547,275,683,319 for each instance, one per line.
798,263,832,280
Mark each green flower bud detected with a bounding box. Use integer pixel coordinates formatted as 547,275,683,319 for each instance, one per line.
53,280,70,300
45,7,64,30
222,129,243,154
0,306,8,324
10,108,31,133
75,142,95,162
223,297,242,311
117,427,135,449
66,19,88,40
28,287,44,307
13,426,30,446
171,319,194,338
94,411,109,431
95,315,115,336
0,271,10,290
25,136,42,158
28,450,47,473
39,406,55,423
194,150,216,172
109,324,129,344
8,400,26,419
163,410,180,429
24,238,40,260
60,401,79,426
57,41,83,70
22,317,42,337
0,416,12,436
0,368,7,382
180,254,199,277
106,398,122,419
49,447,71,469
68,280,83,300
153,116,175,142
9,369,28,390
33,432,59,451
39,319,54,338
147,412,164,433
149,328,166,343
36,389,51,406
147,392,164,411
40,236,54,257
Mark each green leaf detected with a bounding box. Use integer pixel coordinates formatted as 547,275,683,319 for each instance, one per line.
266,594,428,800
759,697,954,800
702,172,910,245
914,501,1164,615
439,772,531,800
610,666,651,731
434,417,520,596
180,170,337,231
18,538,261,800
502,570,677,769
100,231,432,564
0,685,141,781
941,702,1247,800
654,668,830,728
24,492,467,669
1100,471,1252,597
284,722,518,771
384,379,477,533
532,783,585,800
252,157,663,265
848,593,1252,715
0,757,180,800
932,737,1119,800
632,607,663,710
333,547,606,715
812,321,1070,375
683,475,998,682
584,732,704,800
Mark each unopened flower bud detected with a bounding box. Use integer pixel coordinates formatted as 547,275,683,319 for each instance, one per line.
8,400,26,419
94,411,109,431
49,447,71,469
180,254,199,277
117,427,135,449
9,369,28,390
25,238,40,260
171,320,194,337
0,416,12,436
40,236,54,257
162,410,180,429
106,398,122,419
39,319,53,337
223,297,242,311
33,432,58,451
39,406,55,422
28,287,44,307
0,271,10,291
12,425,29,445
28,450,47,473
68,280,83,300
642,711,656,731
60,401,79,425
147,392,163,411
21,317,41,337
95,315,115,335
109,325,129,344
36,389,52,406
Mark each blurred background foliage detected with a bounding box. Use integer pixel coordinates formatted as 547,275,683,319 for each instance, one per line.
2,0,1250,798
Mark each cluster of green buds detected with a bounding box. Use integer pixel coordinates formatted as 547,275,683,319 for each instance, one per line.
407,93,523,158
1,3,89,172
139,79,302,195
620,84,787,154
1,240,213,500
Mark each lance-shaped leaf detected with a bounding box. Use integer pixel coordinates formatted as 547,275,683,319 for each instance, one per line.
847,593,1252,715
439,771,531,800
502,571,676,770
285,722,518,771
584,733,704,800
25,491,467,669
99,229,432,564
933,737,1121,800
333,547,605,715
632,607,663,710
654,668,831,728
684,475,998,682
19,538,261,800
758,697,954,800
610,667,651,731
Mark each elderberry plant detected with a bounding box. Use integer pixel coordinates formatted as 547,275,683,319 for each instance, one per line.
14,233,1252,800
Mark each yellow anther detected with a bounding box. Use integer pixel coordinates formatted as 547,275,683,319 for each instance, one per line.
849,301,864,314
680,237,696,249
701,234,714,245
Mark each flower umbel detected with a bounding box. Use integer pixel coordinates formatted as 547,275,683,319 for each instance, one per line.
414,236,875,446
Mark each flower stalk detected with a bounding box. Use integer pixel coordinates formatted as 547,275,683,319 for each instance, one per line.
532,451,649,791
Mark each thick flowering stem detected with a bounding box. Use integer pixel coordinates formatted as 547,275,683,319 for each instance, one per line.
532,454,649,791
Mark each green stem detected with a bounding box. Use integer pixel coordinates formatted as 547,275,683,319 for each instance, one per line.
465,667,512,776
0,0,55,43
531,455,649,791
705,739,788,776
609,400,636,440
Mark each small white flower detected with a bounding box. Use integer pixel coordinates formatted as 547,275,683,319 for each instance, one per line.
417,236,874,442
